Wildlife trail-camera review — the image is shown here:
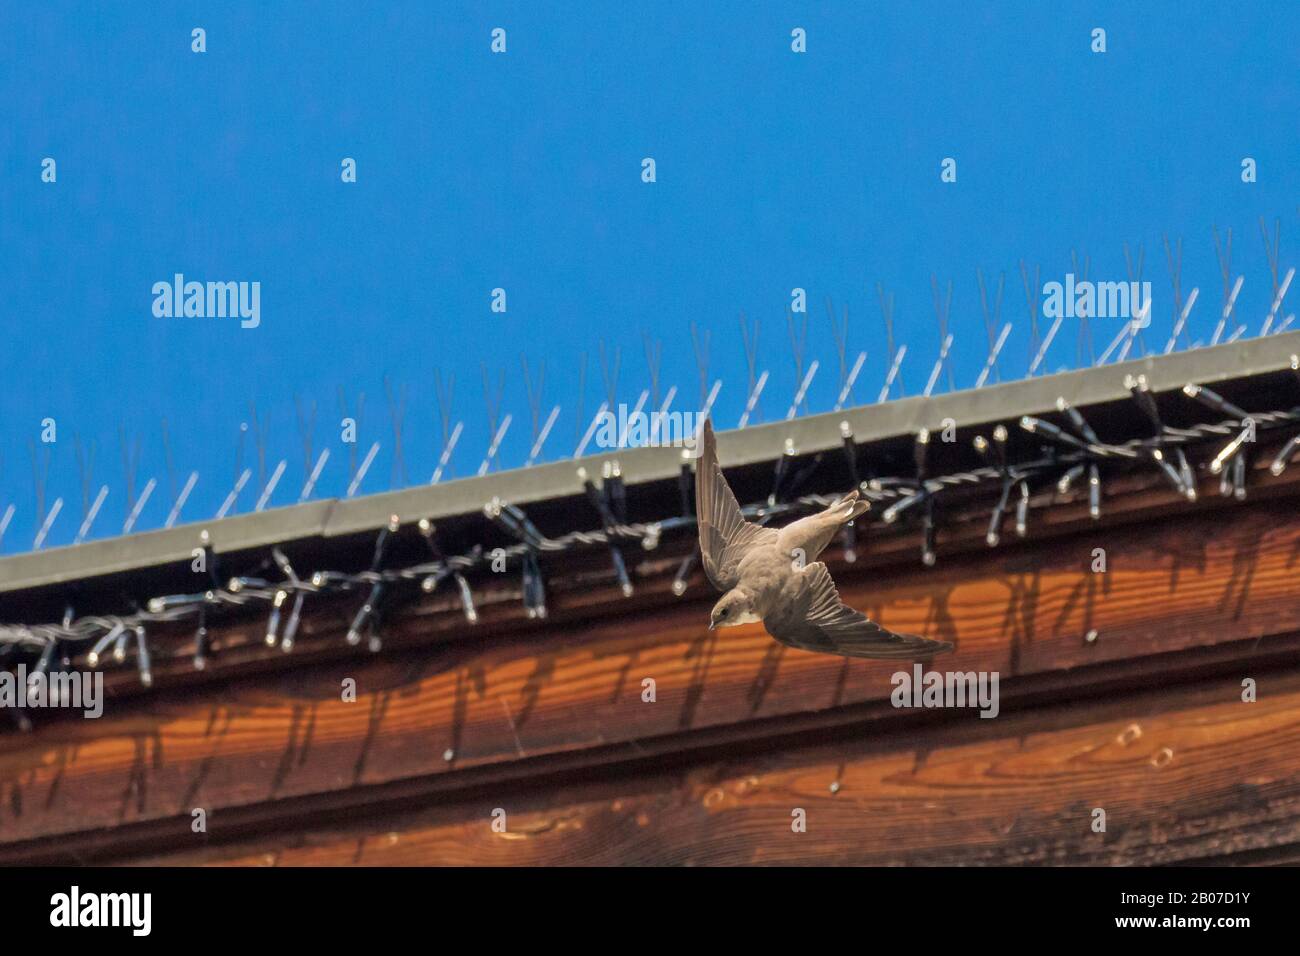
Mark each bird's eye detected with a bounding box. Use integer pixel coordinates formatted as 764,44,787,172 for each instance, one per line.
720,608,728,617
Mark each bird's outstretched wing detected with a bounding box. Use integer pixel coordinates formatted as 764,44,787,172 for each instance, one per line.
694,419,777,591
766,562,953,660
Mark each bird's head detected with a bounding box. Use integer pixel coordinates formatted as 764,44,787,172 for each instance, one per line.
709,590,759,630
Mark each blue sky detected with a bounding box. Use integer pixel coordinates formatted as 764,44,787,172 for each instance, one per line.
1,2,1297,553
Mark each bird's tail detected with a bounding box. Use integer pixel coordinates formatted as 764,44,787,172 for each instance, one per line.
779,489,870,562
827,489,870,524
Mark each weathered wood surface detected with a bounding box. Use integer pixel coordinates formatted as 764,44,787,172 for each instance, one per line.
2,476,1300,863
136,670,1300,866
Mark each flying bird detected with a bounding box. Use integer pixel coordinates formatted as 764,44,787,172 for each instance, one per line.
694,419,953,660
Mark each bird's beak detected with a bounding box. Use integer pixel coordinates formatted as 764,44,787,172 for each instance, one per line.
708,620,717,631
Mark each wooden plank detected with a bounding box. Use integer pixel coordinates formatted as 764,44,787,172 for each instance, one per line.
129,669,1300,866
3,492,1300,852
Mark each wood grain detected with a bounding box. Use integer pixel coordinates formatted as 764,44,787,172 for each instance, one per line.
3,485,1300,862
133,669,1300,866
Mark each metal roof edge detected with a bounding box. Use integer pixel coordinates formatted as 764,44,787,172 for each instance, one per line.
3,331,1297,594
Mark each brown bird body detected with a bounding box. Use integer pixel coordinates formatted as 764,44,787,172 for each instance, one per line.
695,419,953,660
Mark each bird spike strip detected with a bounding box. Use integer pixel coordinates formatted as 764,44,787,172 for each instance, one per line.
3,378,1300,719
